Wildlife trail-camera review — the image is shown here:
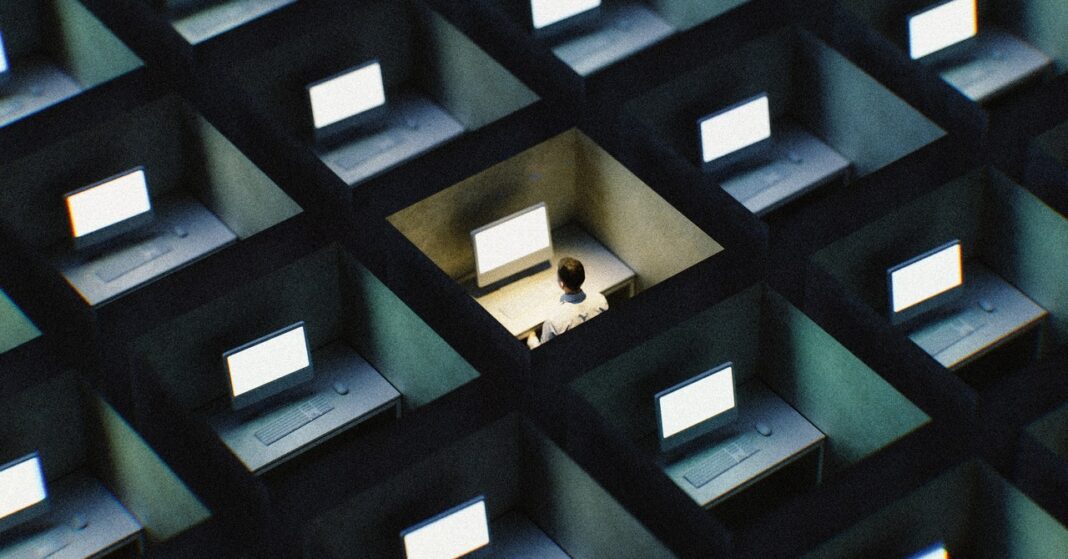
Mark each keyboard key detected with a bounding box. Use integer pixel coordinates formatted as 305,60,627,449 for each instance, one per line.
684,440,759,488
254,394,334,446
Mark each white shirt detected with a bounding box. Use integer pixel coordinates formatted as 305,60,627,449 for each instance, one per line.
540,290,608,344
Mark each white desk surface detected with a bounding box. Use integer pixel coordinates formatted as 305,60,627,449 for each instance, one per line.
0,471,143,559
208,341,401,476
936,30,1052,104
719,120,851,217
552,2,675,76
908,262,1048,370
468,223,636,338
0,58,82,128
171,0,298,44
50,192,237,307
659,379,825,509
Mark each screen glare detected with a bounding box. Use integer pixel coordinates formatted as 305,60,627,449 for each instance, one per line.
659,366,735,439
0,456,47,522
700,95,771,163
908,545,949,559
227,326,311,398
309,62,386,130
0,31,9,74
473,205,551,276
403,499,489,559
66,169,151,238
530,0,601,29
891,244,962,313
908,0,977,59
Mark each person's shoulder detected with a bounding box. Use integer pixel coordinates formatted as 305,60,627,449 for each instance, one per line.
589,291,608,310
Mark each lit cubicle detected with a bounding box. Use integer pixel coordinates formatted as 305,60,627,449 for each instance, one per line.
303,413,676,558
227,0,539,187
812,167,1068,381
801,460,1068,558
0,0,141,128
0,94,301,307
624,25,945,216
387,128,723,340
0,371,210,555
0,288,40,355
570,284,929,525
153,0,299,45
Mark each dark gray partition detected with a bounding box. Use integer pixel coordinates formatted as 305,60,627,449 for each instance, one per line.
624,25,944,181
813,167,1068,351
0,372,209,544
388,128,722,293
1027,402,1068,462
303,413,675,558
130,244,479,413
802,460,1068,558
571,284,928,481
0,288,39,355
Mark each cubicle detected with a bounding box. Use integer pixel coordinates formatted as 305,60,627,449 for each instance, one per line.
0,288,40,356
153,0,299,46
227,0,539,187
812,167,1068,383
388,127,723,341
302,412,676,558
0,370,210,555
0,93,301,307
623,25,944,215
570,283,929,525
801,460,1068,558
0,0,141,128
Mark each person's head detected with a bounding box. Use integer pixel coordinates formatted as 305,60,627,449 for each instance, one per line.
557,257,585,293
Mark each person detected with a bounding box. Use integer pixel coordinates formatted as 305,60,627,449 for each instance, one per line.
527,257,608,349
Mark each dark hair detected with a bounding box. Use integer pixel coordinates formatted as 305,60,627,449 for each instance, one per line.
557,257,585,291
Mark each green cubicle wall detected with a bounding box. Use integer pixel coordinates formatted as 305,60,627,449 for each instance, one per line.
0,288,40,355
388,129,722,292
624,26,944,179
842,0,1068,74
572,284,928,477
0,95,300,250
0,0,141,90
802,460,1068,558
813,167,1068,349
130,245,478,413
1035,119,1068,168
649,0,752,30
1026,403,1068,462
230,0,538,139
0,372,210,543
304,414,675,558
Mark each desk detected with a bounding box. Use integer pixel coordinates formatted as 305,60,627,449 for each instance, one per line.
50,191,237,307
0,472,143,559
208,341,401,475
0,58,81,128
907,262,1048,370
170,0,298,44
934,30,1052,104
718,120,851,217
658,379,825,509
468,223,636,338
551,3,674,77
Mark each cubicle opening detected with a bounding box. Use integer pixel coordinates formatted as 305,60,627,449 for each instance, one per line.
842,0,1068,75
623,25,944,215
302,413,676,558
229,0,539,186
813,167,1068,384
801,460,1068,558
0,94,302,307
0,372,210,552
387,128,723,342
569,284,929,527
0,0,142,128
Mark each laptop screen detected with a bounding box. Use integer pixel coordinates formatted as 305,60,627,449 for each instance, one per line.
401,497,490,559
308,61,387,131
530,0,601,30
65,168,152,240
908,0,977,59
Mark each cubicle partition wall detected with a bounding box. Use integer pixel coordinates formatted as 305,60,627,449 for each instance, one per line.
0,288,40,356
300,412,676,559
0,0,141,129
571,283,929,526
802,460,1068,558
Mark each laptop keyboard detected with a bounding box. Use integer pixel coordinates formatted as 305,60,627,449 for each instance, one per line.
93,238,173,282
334,132,404,170
684,439,759,488
725,163,789,203
911,313,989,355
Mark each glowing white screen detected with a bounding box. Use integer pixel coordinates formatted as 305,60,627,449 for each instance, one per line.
531,0,601,29
0,456,47,521
66,169,151,238
0,32,9,74
473,205,551,276
227,326,311,398
891,244,962,313
309,62,386,130
908,0,977,59
909,546,949,559
700,95,771,163
659,366,735,439
403,499,489,559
